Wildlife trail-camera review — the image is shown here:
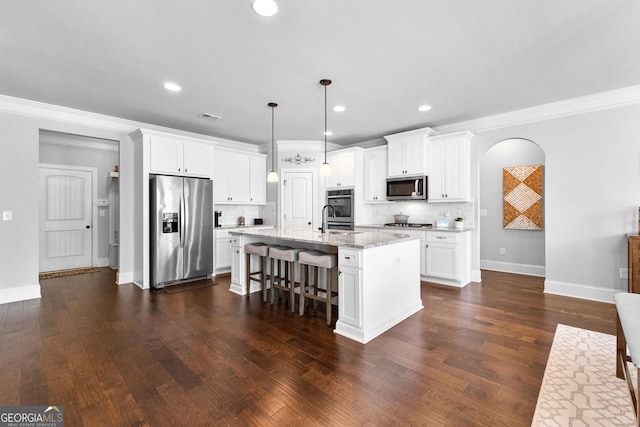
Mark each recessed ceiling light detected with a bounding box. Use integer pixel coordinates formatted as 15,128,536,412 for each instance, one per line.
164,82,181,92
333,105,346,112
418,105,432,112
252,0,278,17
324,131,333,136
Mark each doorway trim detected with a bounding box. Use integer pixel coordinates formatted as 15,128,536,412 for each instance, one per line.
39,163,99,270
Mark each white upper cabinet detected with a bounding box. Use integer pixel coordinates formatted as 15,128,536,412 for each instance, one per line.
428,131,473,201
364,146,388,202
249,154,266,204
214,148,266,204
384,127,437,177
150,135,212,177
325,149,356,188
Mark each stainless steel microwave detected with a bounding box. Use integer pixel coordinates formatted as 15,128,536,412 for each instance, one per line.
386,176,428,201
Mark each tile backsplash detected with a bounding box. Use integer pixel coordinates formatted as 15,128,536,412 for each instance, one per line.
367,201,475,227
213,203,275,227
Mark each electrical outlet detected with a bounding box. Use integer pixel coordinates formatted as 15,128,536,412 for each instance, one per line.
499,247,506,255
2,211,12,221
620,268,629,279
480,209,488,216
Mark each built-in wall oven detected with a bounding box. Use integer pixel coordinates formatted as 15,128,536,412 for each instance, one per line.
326,188,354,230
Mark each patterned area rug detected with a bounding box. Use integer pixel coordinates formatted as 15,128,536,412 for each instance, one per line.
39,267,100,280
532,324,636,426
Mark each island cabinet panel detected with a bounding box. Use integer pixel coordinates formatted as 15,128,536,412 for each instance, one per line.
338,249,363,328
363,146,388,202
227,228,422,343
150,135,212,177
427,131,472,201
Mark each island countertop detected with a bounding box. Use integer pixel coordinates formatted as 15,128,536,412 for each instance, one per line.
229,227,417,249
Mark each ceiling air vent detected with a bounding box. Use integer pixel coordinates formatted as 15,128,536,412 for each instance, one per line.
198,112,221,121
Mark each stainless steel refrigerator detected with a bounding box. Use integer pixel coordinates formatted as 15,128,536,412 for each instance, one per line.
150,175,213,289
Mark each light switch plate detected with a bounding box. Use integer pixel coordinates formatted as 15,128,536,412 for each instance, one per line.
2,210,12,221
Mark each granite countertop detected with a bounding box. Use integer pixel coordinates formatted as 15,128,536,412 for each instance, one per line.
229,227,418,249
357,224,473,233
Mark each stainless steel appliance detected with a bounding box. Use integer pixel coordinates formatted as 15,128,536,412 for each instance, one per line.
386,176,428,201
150,175,213,289
326,188,354,230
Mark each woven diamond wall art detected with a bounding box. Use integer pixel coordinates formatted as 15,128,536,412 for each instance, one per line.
503,164,543,230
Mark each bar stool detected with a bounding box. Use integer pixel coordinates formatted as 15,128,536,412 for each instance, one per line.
245,242,271,302
269,246,303,312
298,250,339,326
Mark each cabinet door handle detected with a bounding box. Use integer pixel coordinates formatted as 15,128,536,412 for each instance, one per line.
178,168,181,172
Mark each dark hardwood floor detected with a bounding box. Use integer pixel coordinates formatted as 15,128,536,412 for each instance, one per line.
0,269,615,426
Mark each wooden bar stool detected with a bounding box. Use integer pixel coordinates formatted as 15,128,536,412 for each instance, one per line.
269,246,303,312
298,250,338,326
245,242,271,302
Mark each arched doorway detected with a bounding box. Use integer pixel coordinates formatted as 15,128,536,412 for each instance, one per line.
479,138,546,277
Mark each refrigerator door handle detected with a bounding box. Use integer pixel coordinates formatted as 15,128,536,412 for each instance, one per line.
180,192,186,248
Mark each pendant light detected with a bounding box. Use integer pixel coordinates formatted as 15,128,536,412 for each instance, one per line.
267,102,279,183
319,79,332,176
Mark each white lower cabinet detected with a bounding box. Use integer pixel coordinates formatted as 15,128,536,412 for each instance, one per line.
424,231,471,286
214,230,234,273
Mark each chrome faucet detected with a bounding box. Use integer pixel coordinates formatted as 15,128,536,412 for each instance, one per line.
321,204,335,233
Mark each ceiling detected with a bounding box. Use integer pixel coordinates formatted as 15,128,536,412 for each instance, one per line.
2,1,640,146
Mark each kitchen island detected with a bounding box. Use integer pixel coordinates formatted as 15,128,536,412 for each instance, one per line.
228,228,422,344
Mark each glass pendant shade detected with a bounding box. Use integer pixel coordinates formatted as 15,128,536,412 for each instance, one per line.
267,169,279,182
319,162,332,176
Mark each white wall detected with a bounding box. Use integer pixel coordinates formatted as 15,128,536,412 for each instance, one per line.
0,110,133,304
470,104,640,302
479,139,545,276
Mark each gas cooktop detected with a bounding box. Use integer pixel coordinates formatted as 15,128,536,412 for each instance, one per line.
383,223,433,229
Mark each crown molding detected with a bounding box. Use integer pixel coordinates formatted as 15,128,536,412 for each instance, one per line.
433,85,640,134
0,94,252,147
40,131,118,152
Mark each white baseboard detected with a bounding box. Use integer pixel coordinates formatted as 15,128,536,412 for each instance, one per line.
116,271,134,285
480,260,546,277
0,284,41,305
544,280,618,304
471,269,482,283
96,257,110,267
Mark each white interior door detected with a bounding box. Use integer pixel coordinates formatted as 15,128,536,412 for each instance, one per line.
39,167,93,272
282,171,314,229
